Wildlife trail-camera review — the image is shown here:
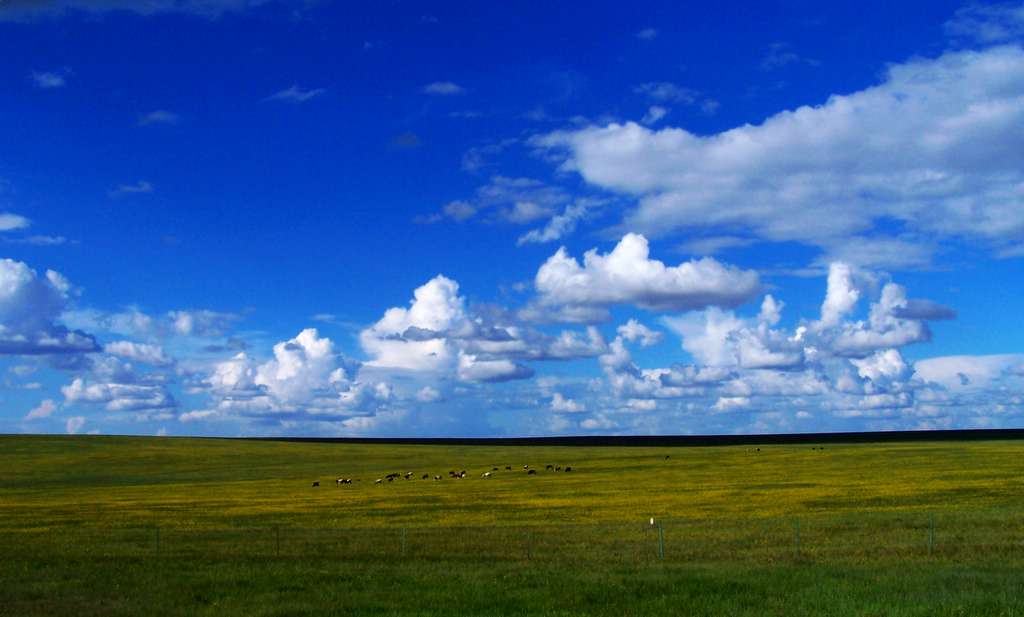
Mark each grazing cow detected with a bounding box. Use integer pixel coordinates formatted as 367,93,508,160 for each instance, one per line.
527,469,537,475
492,467,499,471
505,466,511,471
434,475,441,480
756,448,760,452
564,467,572,472
523,465,529,470
665,455,671,460
545,464,554,470
459,471,467,478
422,474,430,480
312,481,319,487
482,472,491,478
387,477,394,482
555,466,561,471
375,478,383,485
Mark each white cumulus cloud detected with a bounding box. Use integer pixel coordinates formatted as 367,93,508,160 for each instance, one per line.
25,399,57,420
0,258,99,355
535,233,761,314
535,46,1024,266
550,392,585,413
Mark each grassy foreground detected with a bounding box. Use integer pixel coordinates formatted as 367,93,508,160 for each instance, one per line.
2,435,1024,615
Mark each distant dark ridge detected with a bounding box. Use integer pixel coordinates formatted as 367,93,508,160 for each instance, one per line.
250,428,1024,448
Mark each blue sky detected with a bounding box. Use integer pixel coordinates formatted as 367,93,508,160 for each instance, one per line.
2,0,1023,437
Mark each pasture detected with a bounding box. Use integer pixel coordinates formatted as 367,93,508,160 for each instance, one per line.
2,435,1024,616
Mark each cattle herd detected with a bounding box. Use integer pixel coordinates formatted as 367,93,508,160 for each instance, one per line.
314,463,575,488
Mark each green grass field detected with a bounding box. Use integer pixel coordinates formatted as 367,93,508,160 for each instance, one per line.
2,435,1024,616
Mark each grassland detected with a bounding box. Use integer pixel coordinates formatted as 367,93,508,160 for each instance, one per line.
2,435,1024,616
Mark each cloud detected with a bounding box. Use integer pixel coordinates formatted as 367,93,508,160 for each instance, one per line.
199,328,383,419
852,349,911,384
892,299,957,321
138,110,179,126
819,262,867,328
642,105,669,125
535,46,1024,268
812,236,937,271
360,275,604,387
550,392,585,413
63,377,176,413
31,70,66,88
826,279,935,357
713,396,751,412
65,416,85,434
914,354,1024,390
616,319,662,347
517,303,611,325
104,341,173,366
0,213,30,231
457,351,533,383
517,201,590,245
9,365,37,377
760,42,819,70
169,309,238,337
945,3,1024,43
503,201,552,224
428,176,569,225
25,398,57,420
635,28,658,40
361,275,466,371
664,307,805,370
661,262,949,373
701,99,721,115
568,259,1015,434
109,180,152,197
460,138,517,173
758,295,783,326
265,85,325,103
633,82,698,104
534,233,761,313
415,386,442,403
598,335,732,401
634,82,719,119
540,326,607,360
422,81,464,95
62,306,238,341
0,258,99,355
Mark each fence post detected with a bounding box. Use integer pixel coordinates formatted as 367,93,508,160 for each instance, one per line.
794,519,800,559
928,513,935,556
658,524,665,560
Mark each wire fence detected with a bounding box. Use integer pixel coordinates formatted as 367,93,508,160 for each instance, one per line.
5,510,1024,564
